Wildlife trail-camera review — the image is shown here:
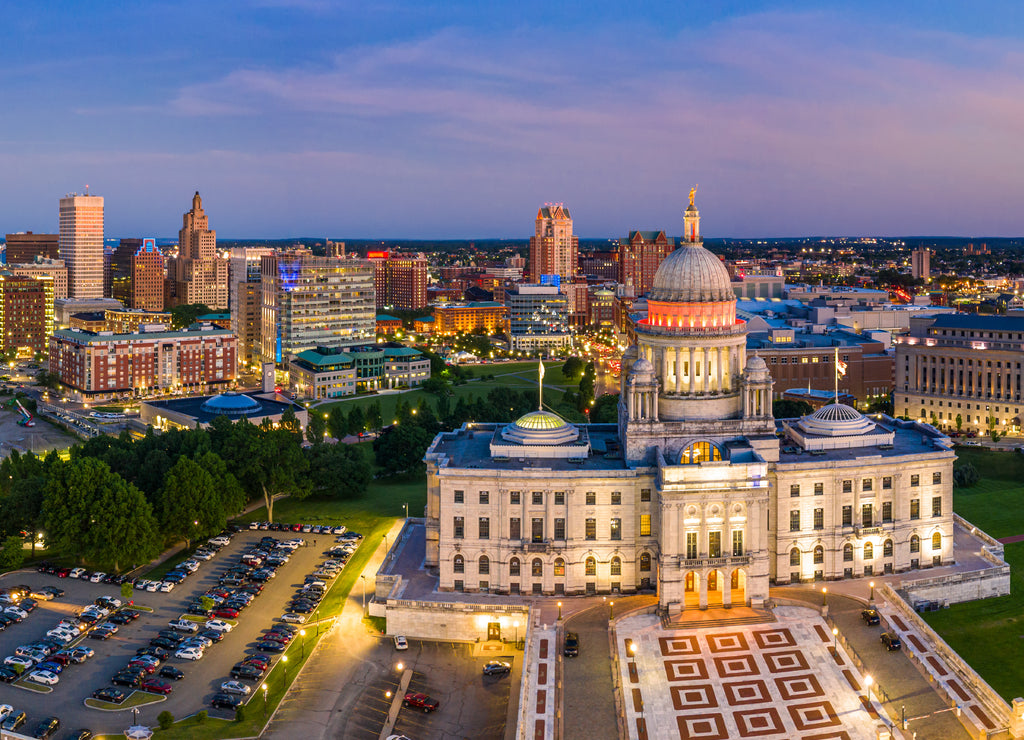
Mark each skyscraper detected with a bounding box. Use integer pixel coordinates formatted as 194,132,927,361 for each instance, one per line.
5,232,59,264
367,251,428,310
911,247,930,280
170,192,229,309
228,247,274,368
131,239,166,312
59,193,104,299
528,204,578,282
618,230,676,296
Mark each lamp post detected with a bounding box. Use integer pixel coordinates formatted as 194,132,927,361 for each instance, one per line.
869,581,875,602
383,533,389,552
832,627,838,652
282,655,288,686
557,601,562,621
299,628,306,660
360,575,367,616
865,674,873,702
513,620,519,647
396,661,404,673
629,641,637,667
821,586,828,606
403,502,409,519
609,600,615,620
262,682,268,721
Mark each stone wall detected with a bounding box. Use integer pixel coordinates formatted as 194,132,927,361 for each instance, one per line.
383,599,529,642
898,565,1010,607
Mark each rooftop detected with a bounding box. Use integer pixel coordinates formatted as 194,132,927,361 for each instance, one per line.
778,415,952,463
53,326,233,344
376,314,401,321
144,392,301,425
928,313,1024,332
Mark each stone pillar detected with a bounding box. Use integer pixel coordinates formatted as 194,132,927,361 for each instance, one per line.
716,347,724,393
723,570,733,608
675,348,682,394
689,347,696,394
662,348,671,394
628,388,635,420
699,570,708,610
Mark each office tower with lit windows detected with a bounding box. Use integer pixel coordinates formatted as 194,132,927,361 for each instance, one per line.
528,203,578,282
170,192,229,309
5,232,59,264
59,193,104,299
131,239,166,311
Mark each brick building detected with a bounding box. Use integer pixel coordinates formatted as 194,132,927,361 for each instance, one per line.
618,230,675,297
368,251,428,311
0,273,52,355
432,302,509,336
132,239,166,311
5,232,59,263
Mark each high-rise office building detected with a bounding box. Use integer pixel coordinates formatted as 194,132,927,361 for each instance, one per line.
59,193,104,299
228,247,274,368
260,250,375,365
5,232,59,264
132,239,166,312
528,203,578,282
367,251,428,310
110,238,143,304
506,283,571,351
7,257,68,299
170,192,229,309
0,273,53,355
911,248,931,281
618,230,676,296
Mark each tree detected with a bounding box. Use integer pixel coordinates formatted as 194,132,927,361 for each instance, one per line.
955,414,963,432
43,458,161,572
157,711,175,731
373,424,434,475
159,457,222,545
279,408,302,435
590,393,619,423
562,357,584,381
247,428,311,522
306,411,327,444
953,461,980,488
327,406,347,439
121,582,134,602
772,399,813,418
306,443,373,499
169,303,213,329
0,536,26,571
346,406,365,437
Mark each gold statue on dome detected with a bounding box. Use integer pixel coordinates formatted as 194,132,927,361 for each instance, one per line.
688,184,698,207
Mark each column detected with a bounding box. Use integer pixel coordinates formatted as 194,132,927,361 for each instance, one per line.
698,570,708,610
628,389,635,420
723,570,733,608
663,349,671,394
716,347,724,394
689,347,696,394
675,348,682,394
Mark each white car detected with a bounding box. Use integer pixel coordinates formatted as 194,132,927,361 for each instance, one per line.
69,568,86,579
4,607,28,620
0,594,18,605
280,613,306,624
182,560,200,573
146,581,160,592
27,669,59,685
46,628,77,641
4,655,33,669
210,536,230,546
169,619,199,633
205,619,234,633
89,572,106,583
394,635,408,651
175,646,203,661
0,704,12,722
194,550,213,561
220,680,251,695
159,582,175,592
134,579,151,591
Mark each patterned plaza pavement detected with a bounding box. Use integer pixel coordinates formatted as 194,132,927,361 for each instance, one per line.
616,607,895,740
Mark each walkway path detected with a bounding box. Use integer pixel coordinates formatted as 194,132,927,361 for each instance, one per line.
996,533,1024,544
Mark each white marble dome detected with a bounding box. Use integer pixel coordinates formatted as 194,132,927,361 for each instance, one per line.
798,403,875,437
629,357,656,378
648,243,734,303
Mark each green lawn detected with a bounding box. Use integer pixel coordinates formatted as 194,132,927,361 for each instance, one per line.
952,478,1024,538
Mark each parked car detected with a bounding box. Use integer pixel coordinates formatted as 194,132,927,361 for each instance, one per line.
280,612,306,624
211,693,243,710
2,710,27,732
230,664,264,680
159,665,185,681
483,660,511,676
205,619,234,633
213,607,239,619
90,624,118,640
168,618,199,633
881,632,902,651
27,669,60,685
0,667,18,683
175,647,204,661
111,671,143,688
29,715,60,739
92,687,127,704
220,680,251,695
403,692,439,712
564,632,580,657
394,635,408,651
140,678,173,695
861,609,881,626
0,704,11,722
68,647,94,663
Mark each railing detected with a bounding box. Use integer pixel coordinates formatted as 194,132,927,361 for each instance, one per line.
678,555,751,568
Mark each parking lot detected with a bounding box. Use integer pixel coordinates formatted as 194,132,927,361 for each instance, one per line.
0,527,355,736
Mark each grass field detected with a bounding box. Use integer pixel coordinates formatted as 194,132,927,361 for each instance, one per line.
920,446,1024,700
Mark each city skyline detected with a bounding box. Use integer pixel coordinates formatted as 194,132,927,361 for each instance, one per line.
3,2,1024,238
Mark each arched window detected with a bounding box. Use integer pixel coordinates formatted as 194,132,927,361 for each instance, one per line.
585,557,596,576
789,547,800,566
843,543,853,562
453,554,464,574
813,545,824,564
932,532,942,551
864,542,873,560
910,535,920,553
640,552,652,571
554,558,565,577
681,440,722,465
611,557,622,576
531,558,543,577
479,555,489,575
883,539,894,557
509,557,520,577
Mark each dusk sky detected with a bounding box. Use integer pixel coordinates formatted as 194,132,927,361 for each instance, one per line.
3,1,1024,239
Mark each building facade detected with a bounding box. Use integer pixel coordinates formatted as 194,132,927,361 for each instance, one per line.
260,250,375,366
506,284,570,351
896,313,1024,436
59,193,104,299
0,273,52,355
7,258,68,300
5,232,59,264
131,239,166,311
369,252,428,311
49,325,237,401
618,230,676,297
528,204,578,283
425,196,955,615
432,302,509,336
170,192,229,309
911,248,931,281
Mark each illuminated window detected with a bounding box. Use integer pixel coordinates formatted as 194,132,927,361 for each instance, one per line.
585,557,596,576
640,515,651,537
864,542,874,560
610,557,622,576
681,441,722,464
640,552,652,571
843,543,853,561
789,548,800,566
531,558,542,577
813,546,823,564
932,532,942,550
554,558,565,577
883,539,893,557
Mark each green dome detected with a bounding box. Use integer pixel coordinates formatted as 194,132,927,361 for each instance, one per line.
513,410,569,430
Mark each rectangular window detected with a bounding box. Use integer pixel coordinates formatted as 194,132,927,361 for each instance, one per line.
479,491,489,504
479,558,489,575
554,491,565,506
813,508,824,530
790,484,800,497
532,491,543,505
510,518,520,540
842,506,852,527
842,480,852,493
611,491,622,505
732,530,743,556
843,546,853,562
554,518,565,540
585,518,596,540
814,482,823,496
862,478,873,492
708,531,721,558
479,581,489,592
933,472,942,485
686,532,697,560
454,490,464,504
861,504,872,527
554,560,565,576
610,518,621,540
532,518,543,542
510,491,520,505
932,496,942,517
910,499,920,520
911,474,920,487
640,514,651,537
790,511,800,532
882,477,892,490
586,491,596,505
640,488,651,502
882,502,892,522
910,537,920,553
453,517,464,539
478,517,490,540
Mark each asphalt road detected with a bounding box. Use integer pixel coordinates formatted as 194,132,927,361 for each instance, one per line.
0,528,341,736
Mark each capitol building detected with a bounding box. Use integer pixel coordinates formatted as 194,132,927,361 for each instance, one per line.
424,197,955,616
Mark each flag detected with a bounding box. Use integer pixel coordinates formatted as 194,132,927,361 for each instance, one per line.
836,358,848,377
538,360,545,381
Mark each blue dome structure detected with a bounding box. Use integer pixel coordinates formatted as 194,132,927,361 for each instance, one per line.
200,392,262,417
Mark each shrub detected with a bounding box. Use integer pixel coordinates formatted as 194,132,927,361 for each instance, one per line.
953,462,980,488
196,710,208,724
157,711,174,730
235,704,246,722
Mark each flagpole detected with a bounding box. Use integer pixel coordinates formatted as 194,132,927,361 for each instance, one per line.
538,359,544,410
834,347,839,402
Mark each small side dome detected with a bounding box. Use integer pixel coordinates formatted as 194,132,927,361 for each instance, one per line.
630,357,655,376
501,409,580,445
797,403,875,437
745,354,770,381
200,391,262,417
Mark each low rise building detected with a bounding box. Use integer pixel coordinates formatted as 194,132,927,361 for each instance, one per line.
289,343,430,400
432,302,509,336
376,314,403,334
289,347,357,400
141,391,306,431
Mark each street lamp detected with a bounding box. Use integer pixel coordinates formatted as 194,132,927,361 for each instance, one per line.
396,661,404,672
628,641,637,666
282,655,289,686
299,629,306,660
609,600,615,620
557,601,562,621
832,627,838,651
360,575,367,616
821,586,828,606
403,502,409,519
869,581,875,602
383,533,389,551
262,682,268,721
865,674,873,702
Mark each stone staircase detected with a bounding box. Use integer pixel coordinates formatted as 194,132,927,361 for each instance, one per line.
661,607,776,630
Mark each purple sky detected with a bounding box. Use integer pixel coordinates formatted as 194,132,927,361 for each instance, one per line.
2,2,1023,238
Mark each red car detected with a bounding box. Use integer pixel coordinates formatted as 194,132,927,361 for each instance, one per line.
128,661,158,674
55,568,71,578
404,692,440,712
242,656,269,671
261,630,292,643
140,677,173,695
212,607,239,619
